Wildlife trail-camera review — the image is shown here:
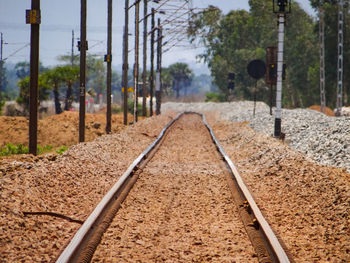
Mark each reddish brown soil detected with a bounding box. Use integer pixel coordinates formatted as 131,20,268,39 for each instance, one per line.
0,111,136,149
308,105,335,116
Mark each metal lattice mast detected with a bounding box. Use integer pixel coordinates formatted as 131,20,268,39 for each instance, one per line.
274,13,285,138
319,4,326,113
336,0,344,116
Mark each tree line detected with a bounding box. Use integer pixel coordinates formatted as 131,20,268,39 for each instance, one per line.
0,55,215,115
188,0,350,108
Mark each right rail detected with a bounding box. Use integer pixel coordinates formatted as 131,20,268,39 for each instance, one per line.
201,113,290,263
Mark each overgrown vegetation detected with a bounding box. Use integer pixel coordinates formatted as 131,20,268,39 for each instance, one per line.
0,143,54,156
0,98,4,115
56,146,68,155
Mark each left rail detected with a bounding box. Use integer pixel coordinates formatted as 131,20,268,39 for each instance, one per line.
56,113,183,263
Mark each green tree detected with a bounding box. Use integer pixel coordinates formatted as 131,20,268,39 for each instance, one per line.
59,54,107,103
161,67,174,96
310,1,350,107
87,57,106,103
168,63,193,98
16,75,51,115
15,62,30,79
57,65,79,111
189,1,319,107
42,68,64,114
0,61,7,114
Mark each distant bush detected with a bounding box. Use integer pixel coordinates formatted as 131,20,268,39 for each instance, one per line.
0,143,53,156
37,145,53,154
0,99,4,115
0,144,29,156
205,92,225,102
56,146,68,155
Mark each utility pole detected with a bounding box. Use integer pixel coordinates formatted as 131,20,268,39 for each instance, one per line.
319,3,326,113
0,33,4,100
71,30,75,66
133,0,140,123
105,0,112,133
26,0,41,155
123,0,129,125
142,0,148,116
273,0,290,139
79,0,87,142
155,18,162,115
336,0,344,116
149,8,155,116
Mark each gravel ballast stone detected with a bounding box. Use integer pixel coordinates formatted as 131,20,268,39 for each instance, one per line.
0,104,349,262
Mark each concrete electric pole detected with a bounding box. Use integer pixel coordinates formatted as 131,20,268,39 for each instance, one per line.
26,0,41,155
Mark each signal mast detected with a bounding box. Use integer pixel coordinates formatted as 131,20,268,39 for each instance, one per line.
272,0,291,138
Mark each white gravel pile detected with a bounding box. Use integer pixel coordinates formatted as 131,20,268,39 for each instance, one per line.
162,101,350,172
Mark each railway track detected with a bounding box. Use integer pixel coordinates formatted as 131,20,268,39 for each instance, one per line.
56,112,291,263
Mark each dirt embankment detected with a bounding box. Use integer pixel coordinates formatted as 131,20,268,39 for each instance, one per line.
308,105,335,116
0,111,133,148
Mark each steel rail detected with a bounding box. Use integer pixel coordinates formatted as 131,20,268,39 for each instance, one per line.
56,113,183,263
200,112,290,263
57,111,290,263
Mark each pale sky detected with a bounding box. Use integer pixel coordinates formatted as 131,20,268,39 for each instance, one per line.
0,0,315,69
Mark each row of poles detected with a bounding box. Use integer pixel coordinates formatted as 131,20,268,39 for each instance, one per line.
17,0,346,149
26,0,167,155
273,0,346,138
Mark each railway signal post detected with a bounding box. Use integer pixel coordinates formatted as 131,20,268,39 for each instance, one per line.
272,0,291,138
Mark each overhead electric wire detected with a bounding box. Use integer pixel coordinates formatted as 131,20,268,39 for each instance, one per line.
3,43,30,61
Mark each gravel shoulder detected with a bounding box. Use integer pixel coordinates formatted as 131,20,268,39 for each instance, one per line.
207,116,349,262
163,101,350,172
